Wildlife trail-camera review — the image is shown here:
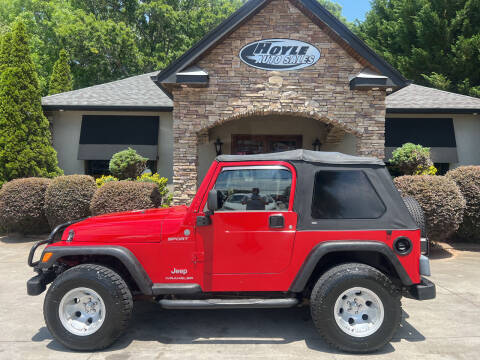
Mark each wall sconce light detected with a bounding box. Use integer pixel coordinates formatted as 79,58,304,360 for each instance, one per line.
214,138,223,156
312,138,322,151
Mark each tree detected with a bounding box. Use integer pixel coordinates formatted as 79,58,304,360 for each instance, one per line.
0,31,13,72
136,0,243,70
318,0,347,23
0,20,62,182
56,10,144,88
48,49,73,95
354,0,480,97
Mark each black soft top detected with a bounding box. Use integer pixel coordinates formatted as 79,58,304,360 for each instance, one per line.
216,149,385,166
217,150,417,231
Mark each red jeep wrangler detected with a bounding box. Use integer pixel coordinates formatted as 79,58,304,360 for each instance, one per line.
27,150,435,353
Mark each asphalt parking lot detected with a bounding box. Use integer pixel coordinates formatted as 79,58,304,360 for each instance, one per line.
1,235,480,360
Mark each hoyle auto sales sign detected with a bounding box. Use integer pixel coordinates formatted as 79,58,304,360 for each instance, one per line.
239,39,321,71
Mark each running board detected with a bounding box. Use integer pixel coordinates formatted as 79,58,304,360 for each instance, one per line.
159,298,299,309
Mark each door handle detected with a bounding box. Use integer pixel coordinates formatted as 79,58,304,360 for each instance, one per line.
269,214,285,229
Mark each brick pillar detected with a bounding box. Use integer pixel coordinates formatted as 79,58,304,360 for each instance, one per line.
172,128,199,205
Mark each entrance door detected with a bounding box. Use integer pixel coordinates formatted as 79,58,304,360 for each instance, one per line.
232,135,302,154
206,165,296,275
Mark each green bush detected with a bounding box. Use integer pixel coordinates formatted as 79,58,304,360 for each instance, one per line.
390,143,437,176
109,148,147,180
446,166,480,241
95,175,118,187
136,173,172,207
394,175,465,242
44,175,96,228
0,178,51,234
90,181,162,216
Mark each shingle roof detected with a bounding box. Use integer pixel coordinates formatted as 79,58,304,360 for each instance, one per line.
387,84,480,113
42,71,173,111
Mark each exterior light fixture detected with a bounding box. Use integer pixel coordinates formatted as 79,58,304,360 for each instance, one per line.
214,138,223,156
312,138,322,151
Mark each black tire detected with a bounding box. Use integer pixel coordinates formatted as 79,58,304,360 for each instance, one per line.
402,196,426,237
310,263,402,353
44,264,133,351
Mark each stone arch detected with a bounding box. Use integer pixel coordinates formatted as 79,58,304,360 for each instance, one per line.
197,107,363,140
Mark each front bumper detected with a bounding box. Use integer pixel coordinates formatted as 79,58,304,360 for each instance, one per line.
27,270,56,296
407,277,436,300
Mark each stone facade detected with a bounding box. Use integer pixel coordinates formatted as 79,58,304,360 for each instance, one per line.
167,0,387,204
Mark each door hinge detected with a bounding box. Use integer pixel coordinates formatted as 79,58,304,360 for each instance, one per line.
192,252,205,264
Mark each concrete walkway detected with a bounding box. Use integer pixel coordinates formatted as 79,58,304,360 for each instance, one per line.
1,235,479,360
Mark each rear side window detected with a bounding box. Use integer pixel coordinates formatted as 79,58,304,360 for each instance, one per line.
311,170,386,219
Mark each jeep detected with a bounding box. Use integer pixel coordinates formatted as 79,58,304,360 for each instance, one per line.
27,150,435,353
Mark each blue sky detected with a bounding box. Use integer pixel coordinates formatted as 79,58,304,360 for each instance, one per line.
333,0,372,22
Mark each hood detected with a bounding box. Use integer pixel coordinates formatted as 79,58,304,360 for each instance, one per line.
63,205,188,243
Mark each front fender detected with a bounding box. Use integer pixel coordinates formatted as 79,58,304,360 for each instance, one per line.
37,245,154,295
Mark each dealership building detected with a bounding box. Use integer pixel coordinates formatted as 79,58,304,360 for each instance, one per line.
41,0,480,204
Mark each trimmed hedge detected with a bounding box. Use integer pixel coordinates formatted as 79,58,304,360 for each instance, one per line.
90,181,162,216
44,175,96,228
394,175,466,242
447,166,480,241
0,178,51,234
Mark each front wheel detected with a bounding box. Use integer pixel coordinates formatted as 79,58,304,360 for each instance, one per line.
44,264,133,351
310,263,402,353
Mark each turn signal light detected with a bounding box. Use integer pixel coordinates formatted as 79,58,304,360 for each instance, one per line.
41,252,53,263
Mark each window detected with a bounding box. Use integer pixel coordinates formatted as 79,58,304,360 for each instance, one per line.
214,167,292,211
311,170,385,219
232,135,302,154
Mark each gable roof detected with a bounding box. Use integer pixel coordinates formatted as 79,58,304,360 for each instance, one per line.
42,71,173,111
387,84,480,114
152,0,408,93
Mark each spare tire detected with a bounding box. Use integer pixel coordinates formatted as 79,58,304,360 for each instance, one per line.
402,196,426,237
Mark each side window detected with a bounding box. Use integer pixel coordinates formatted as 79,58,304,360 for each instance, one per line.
311,170,386,219
214,167,292,211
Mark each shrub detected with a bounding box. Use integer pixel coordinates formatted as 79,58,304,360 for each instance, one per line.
90,181,162,216
109,148,147,180
394,175,465,242
95,175,118,187
446,166,480,241
136,173,172,207
0,178,51,234
390,143,437,176
44,175,96,228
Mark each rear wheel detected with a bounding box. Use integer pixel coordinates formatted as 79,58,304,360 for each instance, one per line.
44,264,133,351
310,263,401,353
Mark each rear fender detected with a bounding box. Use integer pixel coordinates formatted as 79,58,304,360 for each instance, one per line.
289,241,414,292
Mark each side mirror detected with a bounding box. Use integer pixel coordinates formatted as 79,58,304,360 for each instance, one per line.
207,190,220,213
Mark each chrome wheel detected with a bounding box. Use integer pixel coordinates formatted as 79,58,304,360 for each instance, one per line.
334,287,384,338
58,287,106,336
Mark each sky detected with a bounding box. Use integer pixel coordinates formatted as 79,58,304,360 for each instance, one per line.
333,0,372,22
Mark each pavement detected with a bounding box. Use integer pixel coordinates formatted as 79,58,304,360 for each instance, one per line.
1,235,480,360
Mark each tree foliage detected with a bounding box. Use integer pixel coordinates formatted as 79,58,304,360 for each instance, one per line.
0,0,346,94
0,20,62,182
48,49,73,95
354,0,480,97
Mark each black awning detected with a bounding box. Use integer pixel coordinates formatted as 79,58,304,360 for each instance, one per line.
385,118,458,163
78,115,159,160
386,118,457,148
